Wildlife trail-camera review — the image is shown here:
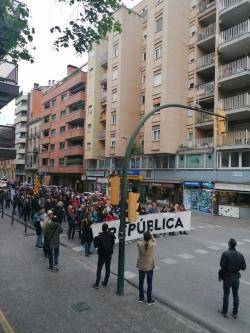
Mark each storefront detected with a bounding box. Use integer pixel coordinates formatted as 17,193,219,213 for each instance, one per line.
183,181,214,213
214,183,250,219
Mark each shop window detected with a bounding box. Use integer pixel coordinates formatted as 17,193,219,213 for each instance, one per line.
221,152,229,168
186,154,204,168
231,152,239,168
178,155,185,168
242,151,250,167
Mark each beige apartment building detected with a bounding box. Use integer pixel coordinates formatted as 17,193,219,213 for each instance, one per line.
85,0,250,219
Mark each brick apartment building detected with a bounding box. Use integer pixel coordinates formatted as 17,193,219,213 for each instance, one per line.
38,65,87,187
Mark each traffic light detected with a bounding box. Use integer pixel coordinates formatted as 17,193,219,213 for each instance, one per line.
109,176,120,205
128,192,139,223
216,108,227,134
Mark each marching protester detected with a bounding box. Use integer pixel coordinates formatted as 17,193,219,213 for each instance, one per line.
33,207,43,248
81,213,93,257
41,209,54,258
92,223,116,289
137,231,156,305
219,238,246,318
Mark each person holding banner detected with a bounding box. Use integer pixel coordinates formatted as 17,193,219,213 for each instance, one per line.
137,231,156,305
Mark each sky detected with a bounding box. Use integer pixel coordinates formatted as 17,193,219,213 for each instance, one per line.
0,0,141,125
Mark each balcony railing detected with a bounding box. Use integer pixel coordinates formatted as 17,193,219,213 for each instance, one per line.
196,111,214,123
196,81,215,97
218,130,250,146
197,52,215,69
219,93,250,110
197,0,216,15
100,91,107,102
219,0,242,12
219,56,250,79
219,19,250,45
179,137,214,149
197,23,216,42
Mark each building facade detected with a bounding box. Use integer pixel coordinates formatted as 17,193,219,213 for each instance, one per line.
85,0,250,219
38,65,87,187
14,92,29,182
0,159,15,181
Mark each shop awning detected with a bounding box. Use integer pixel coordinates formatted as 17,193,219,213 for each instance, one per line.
215,183,250,192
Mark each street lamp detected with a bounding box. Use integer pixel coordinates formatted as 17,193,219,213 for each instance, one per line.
116,103,227,296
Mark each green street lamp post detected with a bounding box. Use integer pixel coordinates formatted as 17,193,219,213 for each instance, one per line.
116,103,227,296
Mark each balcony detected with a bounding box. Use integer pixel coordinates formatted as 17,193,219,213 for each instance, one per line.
98,130,106,141
64,146,84,156
64,127,84,140
14,116,27,124
197,0,216,19
197,23,216,51
100,91,107,104
14,159,25,165
17,148,26,154
39,165,83,174
65,91,85,107
195,111,214,129
65,110,85,124
219,92,250,120
99,112,106,122
15,126,27,134
100,53,108,68
196,81,215,101
219,56,250,91
179,137,214,150
100,74,107,84
0,61,19,109
15,137,26,144
40,122,51,131
219,0,250,28
218,130,250,148
196,52,215,77
218,20,250,60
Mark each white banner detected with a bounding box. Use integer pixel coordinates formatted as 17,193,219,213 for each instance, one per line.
92,212,191,244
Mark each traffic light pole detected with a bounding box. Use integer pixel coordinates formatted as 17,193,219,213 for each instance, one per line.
117,103,227,296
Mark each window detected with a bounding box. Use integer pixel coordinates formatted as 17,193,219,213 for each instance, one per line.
60,142,65,150
169,155,175,168
155,17,163,33
187,132,193,141
189,52,195,64
152,127,160,141
61,93,67,101
187,109,193,117
242,152,250,167
113,46,118,58
221,152,229,168
87,143,91,151
112,68,118,80
112,90,117,102
50,159,54,167
141,73,146,84
141,95,145,105
51,129,56,137
60,110,66,118
51,144,55,151
51,99,56,107
111,112,116,125
188,79,194,89
111,138,116,147
143,30,147,40
155,45,162,59
59,158,65,166
60,126,66,134
88,106,93,115
51,114,56,122
142,52,146,62
87,124,92,132
186,154,204,168
140,6,148,19
153,73,162,87
190,25,196,37
231,152,239,168
178,155,185,168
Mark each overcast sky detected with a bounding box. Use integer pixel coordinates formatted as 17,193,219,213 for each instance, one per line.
0,0,141,125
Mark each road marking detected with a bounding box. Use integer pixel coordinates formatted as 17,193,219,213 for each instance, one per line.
196,226,206,229
178,253,195,260
124,271,137,279
72,246,83,253
208,246,223,251
237,241,244,245
191,227,197,230
214,225,223,228
242,239,250,243
241,280,250,286
205,225,214,229
219,243,228,248
194,249,209,254
0,310,14,333
161,258,178,265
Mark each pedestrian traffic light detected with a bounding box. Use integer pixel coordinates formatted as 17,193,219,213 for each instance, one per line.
216,108,227,134
109,176,120,206
128,192,139,223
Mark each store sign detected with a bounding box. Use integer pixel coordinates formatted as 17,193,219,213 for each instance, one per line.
86,170,105,177
183,181,201,187
86,176,97,181
97,178,109,184
201,182,214,189
92,212,191,243
215,183,250,192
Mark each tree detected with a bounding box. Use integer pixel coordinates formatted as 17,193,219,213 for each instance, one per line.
0,0,35,64
0,0,122,64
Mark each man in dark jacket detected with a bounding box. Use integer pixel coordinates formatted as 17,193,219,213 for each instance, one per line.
92,223,115,289
219,238,246,318
44,219,63,271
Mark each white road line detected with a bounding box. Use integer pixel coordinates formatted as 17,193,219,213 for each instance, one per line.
124,271,137,279
242,239,250,243
208,246,223,251
219,243,228,247
241,280,250,286
178,253,195,260
205,225,214,229
214,225,223,228
72,246,83,253
237,241,244,245
161,258,178,265
194,249,209,254
191,227,197,230
196,226,206,229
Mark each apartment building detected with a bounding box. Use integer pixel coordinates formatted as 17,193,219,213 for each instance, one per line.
0,160,15,181
38,65,87,187
26,84,48,184
14,92,29,182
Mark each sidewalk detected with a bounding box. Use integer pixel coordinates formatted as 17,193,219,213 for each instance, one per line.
0,217,210,333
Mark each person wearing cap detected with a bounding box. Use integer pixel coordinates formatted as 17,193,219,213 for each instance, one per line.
219,238,246,319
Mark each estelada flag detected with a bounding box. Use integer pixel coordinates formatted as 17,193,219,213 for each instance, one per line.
33,177,40,195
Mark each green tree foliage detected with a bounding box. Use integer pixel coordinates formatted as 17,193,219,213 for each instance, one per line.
50,0,122,53
0,0,35,63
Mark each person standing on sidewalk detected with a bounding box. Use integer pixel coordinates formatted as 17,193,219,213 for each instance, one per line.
81,213,93,257
219,238,246,318
92,223,115,289
44,216,63,271
41,210,53,258
137,231,156,305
